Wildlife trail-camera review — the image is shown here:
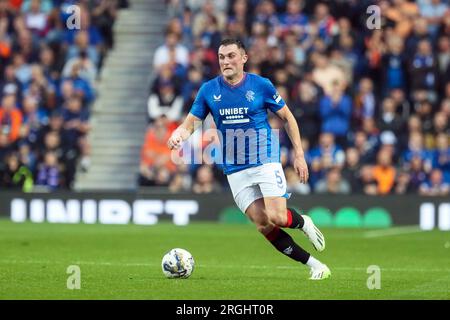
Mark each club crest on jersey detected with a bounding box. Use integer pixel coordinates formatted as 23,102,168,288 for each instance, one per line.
245,90,255,102
213,94,221,102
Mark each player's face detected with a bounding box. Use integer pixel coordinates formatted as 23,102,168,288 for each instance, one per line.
218,44,248,80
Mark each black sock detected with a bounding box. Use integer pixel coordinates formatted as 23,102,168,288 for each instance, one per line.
265,227,310,264
286,207,305,229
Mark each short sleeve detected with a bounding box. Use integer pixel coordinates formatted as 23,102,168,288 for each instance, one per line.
262,78,286,113
189,84,209,120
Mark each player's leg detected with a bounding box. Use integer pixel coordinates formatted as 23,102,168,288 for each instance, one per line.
245,198,310,264
245,197,330,280
259,163,325,251
263,196,325,252
261,196,330,279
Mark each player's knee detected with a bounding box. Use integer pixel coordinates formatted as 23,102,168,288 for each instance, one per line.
268,208,288,227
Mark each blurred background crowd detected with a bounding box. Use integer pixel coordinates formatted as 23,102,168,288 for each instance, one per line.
141,0,449,196
0,0,128,190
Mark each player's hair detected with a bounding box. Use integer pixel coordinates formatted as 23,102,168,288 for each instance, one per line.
219,38,246,52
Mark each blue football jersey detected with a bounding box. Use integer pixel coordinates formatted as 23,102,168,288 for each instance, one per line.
189,72,286,175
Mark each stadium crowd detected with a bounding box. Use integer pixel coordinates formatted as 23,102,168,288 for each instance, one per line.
141,0,450,196
0,0,128,190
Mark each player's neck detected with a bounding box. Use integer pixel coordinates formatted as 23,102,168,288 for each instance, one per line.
223,72,245,86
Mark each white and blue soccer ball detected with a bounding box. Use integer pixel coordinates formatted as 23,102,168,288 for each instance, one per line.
161,248,195,279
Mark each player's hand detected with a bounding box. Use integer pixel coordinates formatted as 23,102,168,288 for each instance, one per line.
167,131,183,150
293,155,309,184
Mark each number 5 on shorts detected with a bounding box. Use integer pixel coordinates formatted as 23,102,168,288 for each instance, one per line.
275,170,283,189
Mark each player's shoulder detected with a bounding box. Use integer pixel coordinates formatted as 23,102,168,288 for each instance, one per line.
246,72,270,82
246,73,274,88
200,76,222,89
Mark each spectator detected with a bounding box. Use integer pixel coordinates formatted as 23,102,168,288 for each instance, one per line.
381,35,407,93
20,95,47,145
407,155,428,192
153,31,189,71
61,96,91,172
0,65,23,102
0,152,22,189
0,93,23,143
307,132,345,188
342,147,361,192
192,164,222,193
432,132,450,183
408,39,439,94
356,164,378,195
403,131,434,172
35,150,60,190
290,80,320,146
394,170,414,194
140,116,176,185
169,163,192,193
318,81,352,146
372,147,397,195
377,97,407,142
66,30,100,69
147,81,184,122
312,53,346,95
91,0,118,49
353,77,376,128
23,0,48,37
419,0,448,37
419,168,449,196
315,167,351,194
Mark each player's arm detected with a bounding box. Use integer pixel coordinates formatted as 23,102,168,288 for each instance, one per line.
275,105,309,184
167,113,202,150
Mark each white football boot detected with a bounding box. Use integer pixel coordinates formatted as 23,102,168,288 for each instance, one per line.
309,264,331,280
301,215,325,252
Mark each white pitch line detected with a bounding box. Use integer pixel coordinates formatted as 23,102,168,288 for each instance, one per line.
363,226,423,238
1,259,449,273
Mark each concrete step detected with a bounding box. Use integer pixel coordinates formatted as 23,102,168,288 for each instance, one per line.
74,0,166,191
103,58,152,68
89,145,141,154
97,81,149,91
96,96,148,105
90,133,145,142
101,68,151,79
93,112,148,121
112,44,157,53
107,51,153,61
115,32,163,42
75,181,137,191
115,16,167,26
77,171,138,181
94,106,147,113
89,157,140,167
92,139,142,149
95,90,148,100
90,122,147,132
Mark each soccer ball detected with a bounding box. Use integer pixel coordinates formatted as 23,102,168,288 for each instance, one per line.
161,248,195,279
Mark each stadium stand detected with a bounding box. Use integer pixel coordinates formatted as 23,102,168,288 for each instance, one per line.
0,0,129,190
140,0,449,196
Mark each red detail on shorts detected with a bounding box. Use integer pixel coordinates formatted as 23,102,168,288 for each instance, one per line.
286,209,293,227
265,227,280,242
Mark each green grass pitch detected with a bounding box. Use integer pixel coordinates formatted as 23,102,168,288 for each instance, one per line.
0,219,449,299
